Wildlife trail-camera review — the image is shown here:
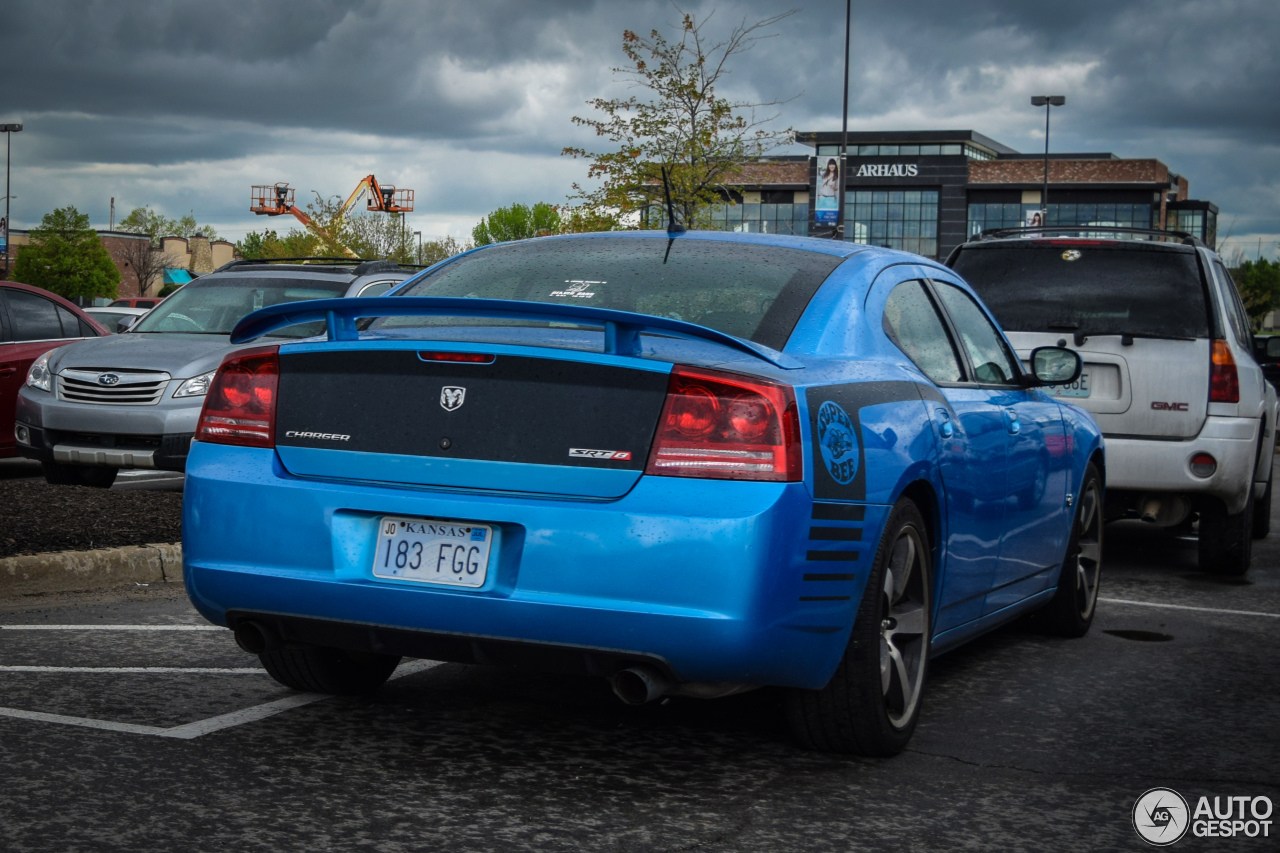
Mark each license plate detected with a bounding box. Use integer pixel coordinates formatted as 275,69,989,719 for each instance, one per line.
1051,371,1090,398
373,515,493,588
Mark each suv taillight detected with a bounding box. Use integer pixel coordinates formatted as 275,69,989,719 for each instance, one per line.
645,366,801,481
1210,340,1239,403
195,346,280,447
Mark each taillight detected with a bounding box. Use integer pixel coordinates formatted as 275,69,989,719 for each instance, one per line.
645,366,801,481
196,346,280,447
1210,340,1239,403
418,351,495,364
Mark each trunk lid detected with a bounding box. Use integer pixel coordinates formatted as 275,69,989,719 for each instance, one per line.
273,347,670,498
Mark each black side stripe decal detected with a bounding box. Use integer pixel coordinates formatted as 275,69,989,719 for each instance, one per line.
809,527,862,541
811,503,865,521
806,551,860,562
804,573,856,581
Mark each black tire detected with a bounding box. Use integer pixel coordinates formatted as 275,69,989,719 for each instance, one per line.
41,462,118,488
1033,463,1103,638
786,498,932,756
1252,474,1272,540
259,646,401,695
1198,495,1253,576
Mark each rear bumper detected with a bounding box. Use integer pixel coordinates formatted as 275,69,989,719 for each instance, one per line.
1105,416,1260,514
182,442,883,689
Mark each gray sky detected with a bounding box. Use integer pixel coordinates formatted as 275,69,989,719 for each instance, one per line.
3,0,1277,258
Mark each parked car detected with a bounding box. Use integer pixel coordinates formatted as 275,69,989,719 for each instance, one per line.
109,297,164,309
84,305,151,334
183,232,1103,755
948,226,1277,576
15,259,424,487
1,281,109,463
1253,334,1280,389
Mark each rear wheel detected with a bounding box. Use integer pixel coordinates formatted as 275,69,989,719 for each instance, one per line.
260,646,401,695
1199,495,1253,576
1033,463,1103,637
1252,474,1272,540
41,462,118,489
787,498,931,755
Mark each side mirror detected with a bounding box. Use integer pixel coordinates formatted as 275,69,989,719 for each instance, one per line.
117,316,139,333
1266,338,1280,360
1029,346,1082,386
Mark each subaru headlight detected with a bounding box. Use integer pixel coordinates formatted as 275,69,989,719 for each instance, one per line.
26,351,54,392
173,370,216,398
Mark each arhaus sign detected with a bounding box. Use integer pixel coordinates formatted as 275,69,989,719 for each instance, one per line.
855,163,919,177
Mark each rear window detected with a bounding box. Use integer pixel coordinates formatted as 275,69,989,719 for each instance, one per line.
397,237,844,350
950,242,1210,339
133,276,350,337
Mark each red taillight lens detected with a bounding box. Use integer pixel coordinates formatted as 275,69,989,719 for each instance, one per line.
196,346,280,447
645,366,801,481
418,351,495,364
1210,340,1239,403
1190,453,1217,478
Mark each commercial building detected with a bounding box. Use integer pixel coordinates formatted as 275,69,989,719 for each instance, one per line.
687,130,1217,262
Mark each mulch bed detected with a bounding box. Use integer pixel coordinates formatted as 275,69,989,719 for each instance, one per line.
0,479,182,558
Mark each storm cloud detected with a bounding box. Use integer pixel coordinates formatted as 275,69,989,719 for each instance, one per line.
3,0,1277,253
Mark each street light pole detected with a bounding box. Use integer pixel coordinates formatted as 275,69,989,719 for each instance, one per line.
836,0,851,240
414,230,422,264
1030,97,1064,219
2,123,22,278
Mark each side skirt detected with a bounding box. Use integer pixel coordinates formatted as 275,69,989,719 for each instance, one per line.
928,588,1057,658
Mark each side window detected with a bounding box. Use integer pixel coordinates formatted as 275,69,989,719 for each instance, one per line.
933,282,1021,386
56,305,89,338
1215,261,1252,350
357,280,396,298
882,280,964,384
6,290,70,342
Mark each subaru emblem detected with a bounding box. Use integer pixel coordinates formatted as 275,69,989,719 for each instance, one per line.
440,386,466,411
97,373,120,386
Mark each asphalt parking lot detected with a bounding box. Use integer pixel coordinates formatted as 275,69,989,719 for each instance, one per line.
1,473,1277,851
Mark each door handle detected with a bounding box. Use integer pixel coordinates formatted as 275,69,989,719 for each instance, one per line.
935,409,954,439
1004,408,1021,435
0,367,17,378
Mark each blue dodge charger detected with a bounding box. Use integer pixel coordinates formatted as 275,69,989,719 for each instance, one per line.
183,231,1103,755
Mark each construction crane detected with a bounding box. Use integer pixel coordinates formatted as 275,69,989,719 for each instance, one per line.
249,176,415,259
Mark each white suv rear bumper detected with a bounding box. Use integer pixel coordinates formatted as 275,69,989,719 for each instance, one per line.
1106,416,1261,514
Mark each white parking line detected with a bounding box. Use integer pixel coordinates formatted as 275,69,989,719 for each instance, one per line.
0,659,443,738
1100,597,1280,619
0,624,222,631
0,666,265,674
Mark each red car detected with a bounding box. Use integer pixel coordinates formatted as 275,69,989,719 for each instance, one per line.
0,281,110,458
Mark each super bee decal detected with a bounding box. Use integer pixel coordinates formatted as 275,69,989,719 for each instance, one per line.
817,401,859,485
807,381,940,501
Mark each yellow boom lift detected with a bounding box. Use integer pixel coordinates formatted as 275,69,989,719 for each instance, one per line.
250,176,415,258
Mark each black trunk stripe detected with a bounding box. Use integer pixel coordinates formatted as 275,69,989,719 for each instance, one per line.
803,573,857,581
806,550,860,562
811,503,866,521
809,527,863,541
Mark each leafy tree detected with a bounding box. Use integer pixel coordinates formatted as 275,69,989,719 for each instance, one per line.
562,8,795,229
417,235,469,267
1231,257,1280,328
118,207,219,241
472,203,561,245
12,206,121,299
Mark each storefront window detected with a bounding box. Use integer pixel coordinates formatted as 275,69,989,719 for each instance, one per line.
968,201,1154,236
845,189,939,257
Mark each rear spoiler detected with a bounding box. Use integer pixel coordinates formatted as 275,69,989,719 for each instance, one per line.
229,296,804,370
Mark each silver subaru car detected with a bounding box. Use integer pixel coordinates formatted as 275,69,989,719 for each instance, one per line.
15,258,421,487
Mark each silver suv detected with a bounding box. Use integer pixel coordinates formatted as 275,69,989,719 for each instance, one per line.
949,227,1277,576
15,258,421,487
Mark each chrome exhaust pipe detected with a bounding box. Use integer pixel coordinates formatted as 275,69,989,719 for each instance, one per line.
232,620,274,655
610,666,669,705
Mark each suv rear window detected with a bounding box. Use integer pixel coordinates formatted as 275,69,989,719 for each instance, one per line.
397,237,844,350
950,242,1210,339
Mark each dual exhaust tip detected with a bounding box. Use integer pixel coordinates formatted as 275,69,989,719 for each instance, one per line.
232,620,276,655
610,665,670,705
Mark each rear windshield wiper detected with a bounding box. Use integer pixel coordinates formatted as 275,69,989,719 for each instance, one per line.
1080,330,1197,346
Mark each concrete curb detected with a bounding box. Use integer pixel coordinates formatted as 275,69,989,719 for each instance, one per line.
0,543,182,597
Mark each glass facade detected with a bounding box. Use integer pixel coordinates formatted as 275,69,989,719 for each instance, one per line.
651,202,809,236
967,202,1154,236
844,189,939,257
1167,208,1216,245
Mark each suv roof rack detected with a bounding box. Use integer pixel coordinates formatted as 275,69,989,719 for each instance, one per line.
212,257,430,274
975,226,1207,249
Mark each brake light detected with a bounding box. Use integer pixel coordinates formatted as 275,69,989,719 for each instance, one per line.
418,351,495,364
1045,239,1106,245
1209,340,1239,403
196,346,280,447
645,366,801,481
